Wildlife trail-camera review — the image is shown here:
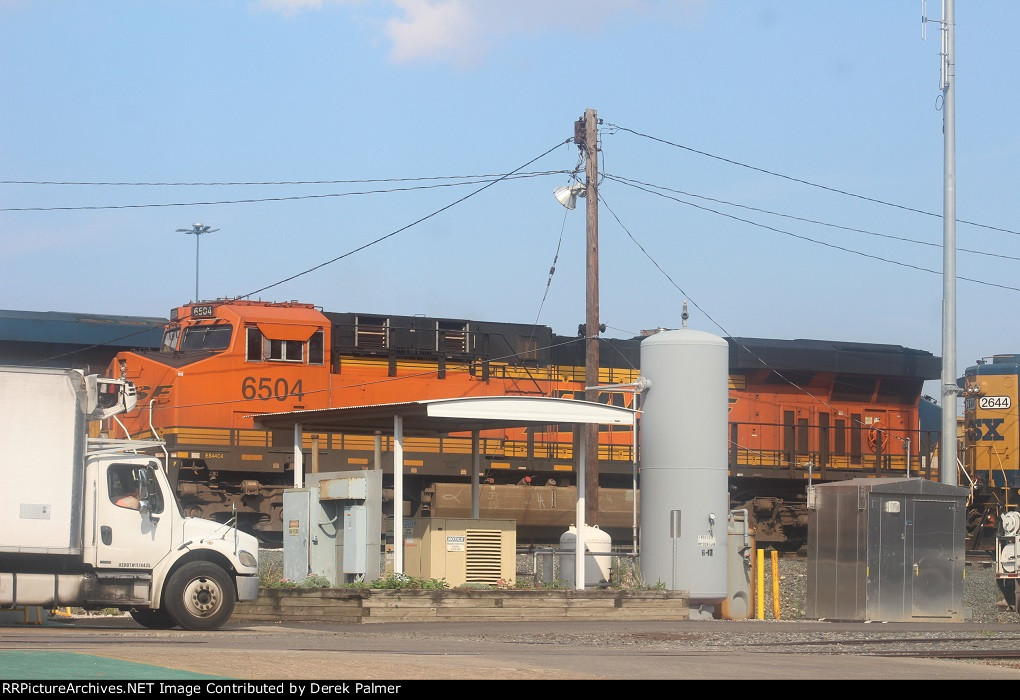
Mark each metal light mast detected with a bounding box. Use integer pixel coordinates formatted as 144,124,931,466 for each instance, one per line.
175,223,219,303
932,1,957,485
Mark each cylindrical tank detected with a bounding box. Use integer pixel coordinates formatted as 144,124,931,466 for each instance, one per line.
638,328,729,617
558,525,613,586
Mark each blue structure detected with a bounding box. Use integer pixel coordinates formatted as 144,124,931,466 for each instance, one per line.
0,308,165,373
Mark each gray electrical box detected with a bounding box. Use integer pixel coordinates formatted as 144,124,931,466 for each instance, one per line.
283,489,313,583
282,470,383,586
805,477,969,622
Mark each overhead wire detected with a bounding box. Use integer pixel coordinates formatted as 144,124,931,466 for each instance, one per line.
0,171,566,212
608,173,1020,263
608,175,1020,294
598,121,964,450
597,184,922,450
531,152,585,333
605,122,1020,237
0,171,568,187
237,139,573,300
20,145,574,369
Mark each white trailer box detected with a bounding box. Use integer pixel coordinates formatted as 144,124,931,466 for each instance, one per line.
0,367,86,553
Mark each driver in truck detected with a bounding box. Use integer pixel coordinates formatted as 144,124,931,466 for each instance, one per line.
112,467,140,510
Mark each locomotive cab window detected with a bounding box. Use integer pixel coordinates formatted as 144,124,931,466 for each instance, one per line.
181,324,232,352
161,327,181,352
246,324,323,364
268,338,304,362
307,329,324,365
246,327,263,361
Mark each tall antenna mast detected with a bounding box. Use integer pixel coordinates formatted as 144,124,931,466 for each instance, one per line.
924,0,957,486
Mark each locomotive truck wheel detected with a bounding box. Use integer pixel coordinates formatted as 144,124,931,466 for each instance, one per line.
165,561,235,631
129,606,178,630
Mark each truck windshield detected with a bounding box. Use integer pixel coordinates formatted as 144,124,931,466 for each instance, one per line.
181,324,232,352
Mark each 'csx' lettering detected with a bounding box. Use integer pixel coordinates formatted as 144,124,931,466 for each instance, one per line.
967,418,1005,442
135,385,172,401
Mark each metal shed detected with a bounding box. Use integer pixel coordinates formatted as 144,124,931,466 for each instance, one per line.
805,477,969,622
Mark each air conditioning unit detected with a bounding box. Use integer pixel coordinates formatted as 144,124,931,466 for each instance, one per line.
405,518,516,587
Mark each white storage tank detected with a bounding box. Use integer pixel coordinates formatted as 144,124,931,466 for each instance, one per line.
638,327,729,618
558,525,612,586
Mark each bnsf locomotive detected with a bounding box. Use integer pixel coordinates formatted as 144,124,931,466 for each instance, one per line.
106,299,943,549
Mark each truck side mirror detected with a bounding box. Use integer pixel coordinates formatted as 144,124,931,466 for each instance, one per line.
134,467,150,501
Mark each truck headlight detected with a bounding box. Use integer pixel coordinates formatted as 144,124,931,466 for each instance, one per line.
238,550,258,567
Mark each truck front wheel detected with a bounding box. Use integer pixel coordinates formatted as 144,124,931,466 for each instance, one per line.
165,561,235,631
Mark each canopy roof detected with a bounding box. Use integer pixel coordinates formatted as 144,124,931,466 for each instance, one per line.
252,395,635,435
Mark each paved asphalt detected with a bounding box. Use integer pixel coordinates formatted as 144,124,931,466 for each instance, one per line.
3,612,1020,682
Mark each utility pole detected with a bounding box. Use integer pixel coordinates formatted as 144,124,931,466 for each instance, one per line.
576,108,601,525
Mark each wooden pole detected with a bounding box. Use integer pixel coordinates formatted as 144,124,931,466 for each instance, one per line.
581,107,600,527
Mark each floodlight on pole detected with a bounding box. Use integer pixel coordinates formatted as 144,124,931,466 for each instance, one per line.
553,183,586,210
175,223,219,302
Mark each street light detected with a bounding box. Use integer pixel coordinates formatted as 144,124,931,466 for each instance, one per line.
553,183,586,210
175,223,219,302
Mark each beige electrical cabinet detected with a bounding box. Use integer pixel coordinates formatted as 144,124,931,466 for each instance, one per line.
404,518,516,587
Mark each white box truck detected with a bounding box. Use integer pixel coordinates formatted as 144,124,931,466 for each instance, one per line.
0,366,259,630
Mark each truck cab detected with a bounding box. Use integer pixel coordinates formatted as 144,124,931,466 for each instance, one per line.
82,455,260,629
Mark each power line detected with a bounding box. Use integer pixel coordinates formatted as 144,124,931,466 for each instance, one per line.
0,171,565,212
598,190,915,447
238,139,573,299
0,171,567,187
605,122,1020,237
611,176,1020,294
607,173,1020,263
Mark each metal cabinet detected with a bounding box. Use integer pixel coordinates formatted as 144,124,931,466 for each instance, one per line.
805,477,968,621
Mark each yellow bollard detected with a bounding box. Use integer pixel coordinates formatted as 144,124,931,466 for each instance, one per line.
771,549,781,620
756,547,765,620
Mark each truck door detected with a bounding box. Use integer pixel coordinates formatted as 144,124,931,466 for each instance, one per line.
92,461,173,570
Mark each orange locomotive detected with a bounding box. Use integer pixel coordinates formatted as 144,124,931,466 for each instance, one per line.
107,299,636,542
107,299,941,548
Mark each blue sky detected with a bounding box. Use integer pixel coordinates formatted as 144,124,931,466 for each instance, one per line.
1,1,1017,408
